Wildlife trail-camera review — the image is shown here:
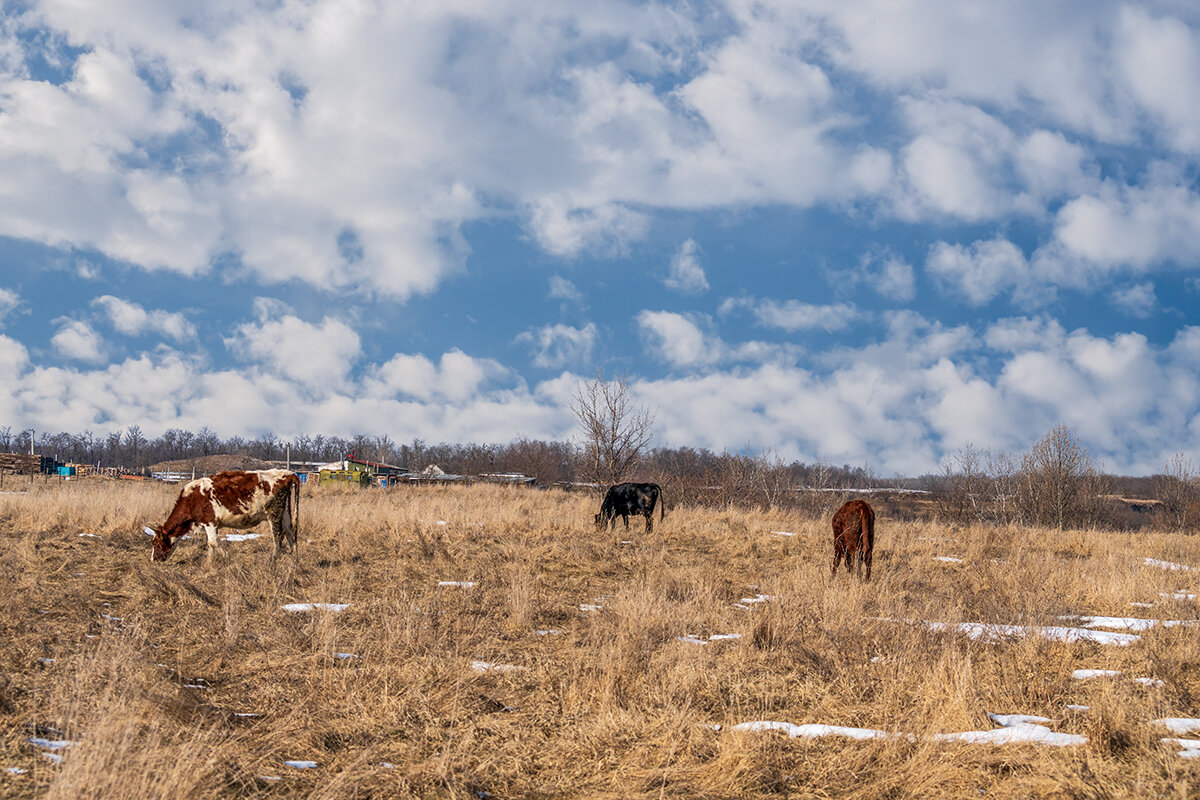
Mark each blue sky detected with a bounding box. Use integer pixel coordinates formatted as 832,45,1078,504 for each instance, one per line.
1,1,1200,475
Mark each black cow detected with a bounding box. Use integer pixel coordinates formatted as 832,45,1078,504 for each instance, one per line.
594,482,664,533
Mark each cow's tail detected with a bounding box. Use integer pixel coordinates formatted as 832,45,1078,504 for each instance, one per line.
660,488,666,522
291,477,301,552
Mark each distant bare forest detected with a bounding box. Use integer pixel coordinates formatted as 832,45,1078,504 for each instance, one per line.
0,423,876,490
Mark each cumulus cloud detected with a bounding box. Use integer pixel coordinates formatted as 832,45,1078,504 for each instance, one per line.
720,296,862,332
51,319,104,363
1111,282,1156,317
0,286,18,324
637,310,800,369
225,307,361,390
925,237,1039,307
366,350,512,404
663,239,709,294
92,295,195,341
548,275,584,305
516,323,598,369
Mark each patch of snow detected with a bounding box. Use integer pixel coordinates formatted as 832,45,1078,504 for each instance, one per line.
282,603,350,613
5,767,27,775
180,679,210,690
41,753,62,765
740,594,773,605
38,658,54,665
933,556,964,563
259,775,281,781
1166,738,1200,751
891,619,1141,646
28,738,77,750
579,604,603,613
437,581,476,588
1144,558,1195,571
1073,669,1122,679
470,660,526,673
771,531,796,537
1178,749,1200,759
1128,602,1155,608
223,533,262,542
143,527,155,536
988,713,1053,727
234,712,261,718
1066,615,1200,631
333,652,360,660
732,721,893,740
436,520,447,526
534,629,561,636
78,533,99,538
284,760,318,769
99,613,122,622
930,724,1085,747
1134,677,1165,687
1154,718,1200,735
1066,705,1090,712
381,762,396,769
1161,592,1196,601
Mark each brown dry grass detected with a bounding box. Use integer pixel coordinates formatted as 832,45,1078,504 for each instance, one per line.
0,479,1199,798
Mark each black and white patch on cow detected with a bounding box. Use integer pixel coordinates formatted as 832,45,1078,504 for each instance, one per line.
150,469,300,562
594,482,665,533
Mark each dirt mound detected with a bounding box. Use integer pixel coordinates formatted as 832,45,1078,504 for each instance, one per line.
147,454,273,475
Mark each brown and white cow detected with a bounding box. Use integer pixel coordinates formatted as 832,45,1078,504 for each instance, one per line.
149,469,300,562
831,498,875,580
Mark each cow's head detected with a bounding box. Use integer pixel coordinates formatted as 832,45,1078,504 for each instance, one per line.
149,526,176,562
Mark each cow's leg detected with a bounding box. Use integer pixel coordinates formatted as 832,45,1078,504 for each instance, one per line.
622,514,630,531
271,517,285,558
644,510,653,534
862,542,872,581
831,538,845,576
203,524,220,561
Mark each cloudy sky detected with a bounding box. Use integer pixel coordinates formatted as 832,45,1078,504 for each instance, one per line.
1,1,1199,475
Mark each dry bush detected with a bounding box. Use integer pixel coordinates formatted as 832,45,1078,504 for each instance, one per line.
0,479,1197,797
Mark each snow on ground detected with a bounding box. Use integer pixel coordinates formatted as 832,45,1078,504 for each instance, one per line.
1154,718,1200,735
678,633,743,645
733,594,774,611
5,767,27,775
987,713,1052,727
771,531,798,537
579,604,603,613
281,603,350,613
1161,592,1197,601
734,713,1085,747
1064,616,1199,631
1144,558,1195,571
284,760,318,769
881,619,1140,646
27,738,77,750
223,533,262,542
534,629,561,636
437,581,476,588
732,722,892,740
933,556,964,563
470,660,526,673
332,653,360,660
929,724,1085,746
1073,669,1123,679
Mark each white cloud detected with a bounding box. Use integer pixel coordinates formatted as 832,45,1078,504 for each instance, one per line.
516,323,598,369
0,287,18,324
367,350,512,405
51,319,104,363
842,250,916,302
225,309,361,389
1111,283,1156,318
663,239,709,295
92,295,195,341
637,311,722,368
720,296,861,332
926,238,1038,307
548,275,584,305
1116,6,1200,153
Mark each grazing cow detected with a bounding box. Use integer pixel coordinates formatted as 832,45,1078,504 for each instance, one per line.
594,482,664,533
831,499,875,580
150,469,300,562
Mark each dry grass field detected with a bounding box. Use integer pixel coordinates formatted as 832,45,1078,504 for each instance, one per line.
1,478,1199,798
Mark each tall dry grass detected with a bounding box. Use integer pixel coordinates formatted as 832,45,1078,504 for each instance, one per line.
0,478,1198,797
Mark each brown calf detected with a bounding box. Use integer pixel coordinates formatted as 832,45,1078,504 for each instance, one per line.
150,469,300,562
831,499,875,580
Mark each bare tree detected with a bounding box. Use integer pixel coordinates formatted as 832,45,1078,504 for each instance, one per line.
940,443,985,523
571,369,656,486
1155,452,1199,532
1017,425,1107,530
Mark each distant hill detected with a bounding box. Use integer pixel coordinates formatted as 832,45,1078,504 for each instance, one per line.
147,454,273,476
